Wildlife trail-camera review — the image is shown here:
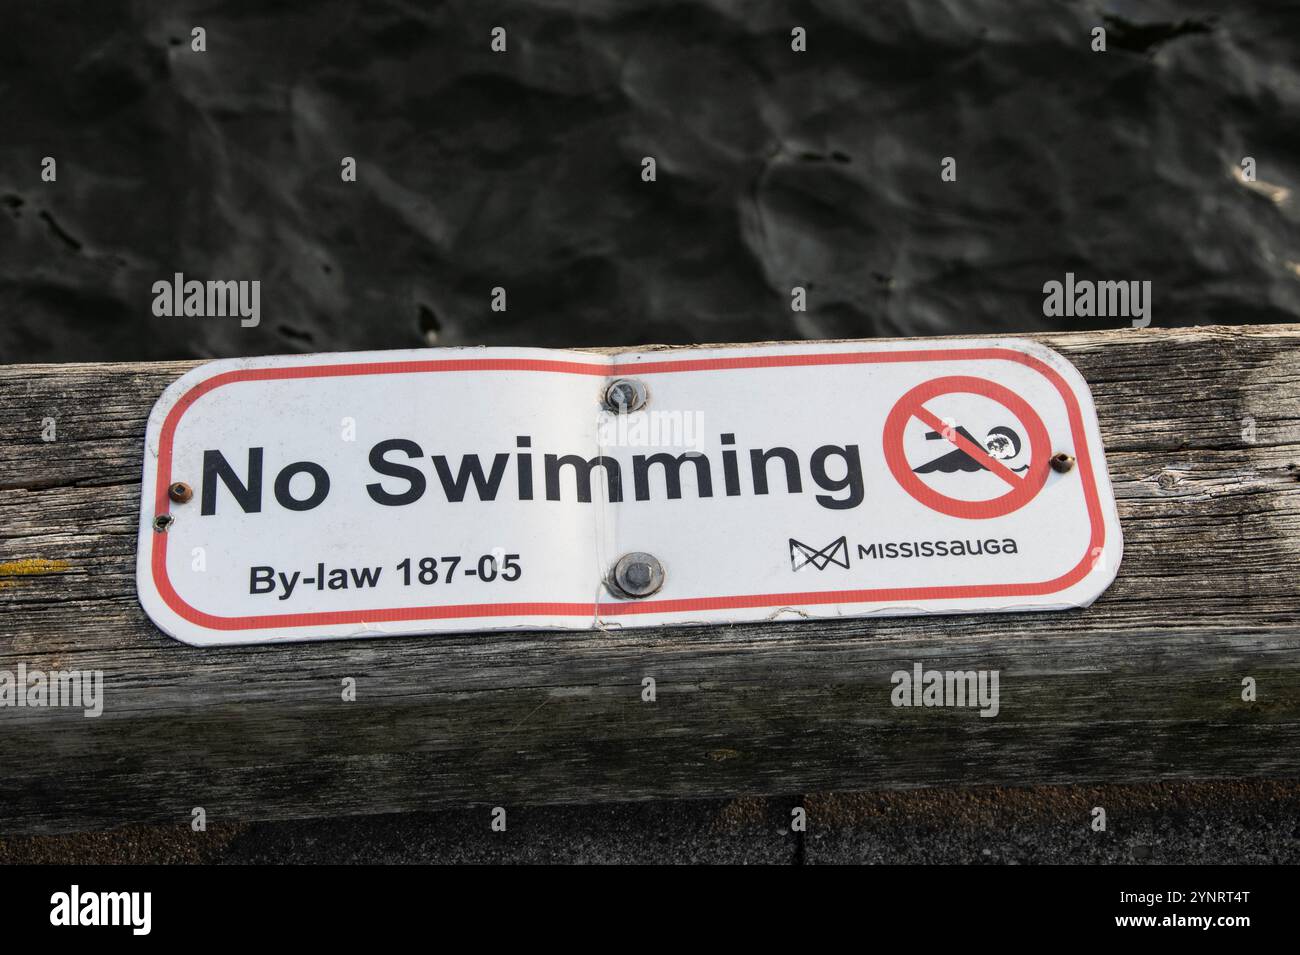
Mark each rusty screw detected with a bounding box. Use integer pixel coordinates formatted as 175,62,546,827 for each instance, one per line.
1050,452,1076,474
608,552,664,599
168,481,193,503
604,378,648,414
152,514,175,532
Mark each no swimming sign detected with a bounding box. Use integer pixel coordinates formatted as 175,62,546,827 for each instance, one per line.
136,339,1123,646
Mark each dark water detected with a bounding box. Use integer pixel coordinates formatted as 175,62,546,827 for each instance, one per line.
2,0,1297,363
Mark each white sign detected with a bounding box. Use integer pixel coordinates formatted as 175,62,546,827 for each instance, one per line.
136,340,1123,646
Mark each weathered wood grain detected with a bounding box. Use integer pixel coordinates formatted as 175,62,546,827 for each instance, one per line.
2,325,1299,835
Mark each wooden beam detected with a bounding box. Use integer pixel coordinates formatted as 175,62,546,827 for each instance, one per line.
2,325,1299,835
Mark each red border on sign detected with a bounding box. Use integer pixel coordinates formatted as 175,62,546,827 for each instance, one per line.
883,375,1052,519
149,348,1107,632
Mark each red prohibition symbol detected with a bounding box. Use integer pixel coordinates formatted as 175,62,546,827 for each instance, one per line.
883,375,1052,519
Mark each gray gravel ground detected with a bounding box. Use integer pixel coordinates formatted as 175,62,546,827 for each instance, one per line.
2,779,1296,864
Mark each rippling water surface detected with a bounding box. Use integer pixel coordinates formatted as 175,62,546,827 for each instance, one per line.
2,0,1297,362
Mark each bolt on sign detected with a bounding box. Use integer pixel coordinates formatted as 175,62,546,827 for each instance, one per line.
136,340,1123,646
